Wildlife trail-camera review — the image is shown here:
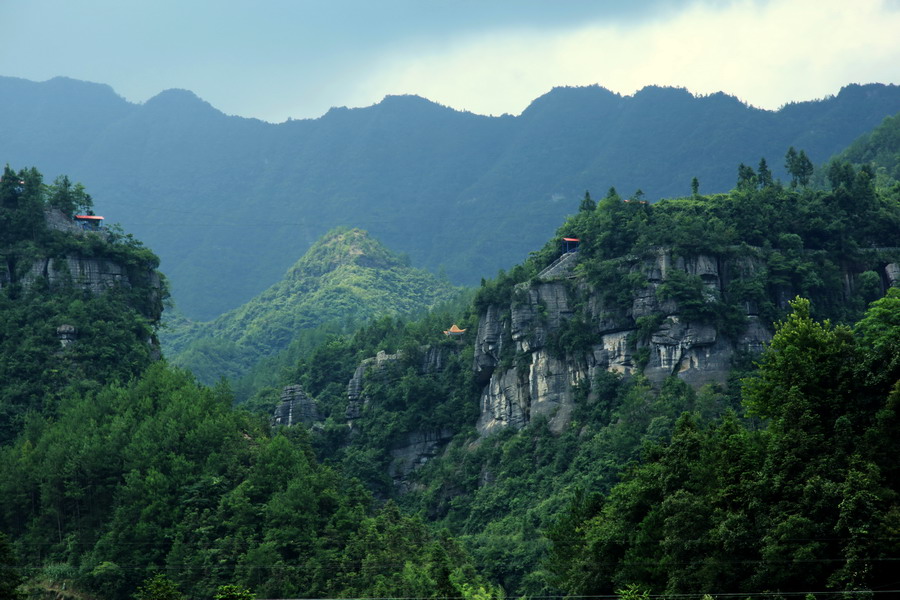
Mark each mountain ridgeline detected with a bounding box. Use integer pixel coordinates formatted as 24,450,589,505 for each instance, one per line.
163,227,461,384
3,76,900,319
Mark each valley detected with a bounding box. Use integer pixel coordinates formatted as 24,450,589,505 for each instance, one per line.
1,80,900,600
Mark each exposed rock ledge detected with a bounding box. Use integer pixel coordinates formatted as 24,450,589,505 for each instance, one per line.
472,249,898,437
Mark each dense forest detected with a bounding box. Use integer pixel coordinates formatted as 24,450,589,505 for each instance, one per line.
1,135,899,600
276,151,900,597
0,165,164,444
0,166,496,600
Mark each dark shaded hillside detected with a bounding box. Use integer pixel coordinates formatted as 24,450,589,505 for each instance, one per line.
2,76,900,319
836,110,900,185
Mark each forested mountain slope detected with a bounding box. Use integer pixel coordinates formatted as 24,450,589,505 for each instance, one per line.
836,110,900,185
0,165,165,444
0,167,495,600
269,161,900,597
2,76,899,319
2,159,898,600
163,227,460,384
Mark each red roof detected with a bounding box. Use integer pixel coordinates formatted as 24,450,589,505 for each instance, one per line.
74,215,104,220
563,237,580,242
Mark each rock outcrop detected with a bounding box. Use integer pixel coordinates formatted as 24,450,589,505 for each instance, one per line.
473,249,900,437
389,428,455,493
272,384,320,427
342,344,462,488
1,210,163,315
346,350,402,420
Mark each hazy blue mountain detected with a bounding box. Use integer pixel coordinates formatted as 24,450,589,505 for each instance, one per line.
2,76,900,319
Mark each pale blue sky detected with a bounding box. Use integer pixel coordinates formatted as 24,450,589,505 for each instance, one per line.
3,0,899,122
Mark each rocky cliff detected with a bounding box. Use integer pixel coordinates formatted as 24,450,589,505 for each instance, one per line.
472,248,899,437
0,210,163,318
272,384,320,427
277,342,462,490
5,254,156,295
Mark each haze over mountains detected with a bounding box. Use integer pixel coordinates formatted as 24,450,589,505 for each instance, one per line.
2,76,900,319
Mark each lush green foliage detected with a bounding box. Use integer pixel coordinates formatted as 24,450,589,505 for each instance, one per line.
291,155,900,597
402,375,735,596
0,166,165,444
838,111,900,186
133,574,184,600
486,159,898,327
285,306,481,496
163,227,461,384
0,186,488,599
0,532,24,600
546,292,900,596
3,146,899,600
0,363,492,600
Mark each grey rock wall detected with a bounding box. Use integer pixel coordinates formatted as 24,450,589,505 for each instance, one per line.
389,428,455,493
272,384,320,427
20,255,130,293
473,250,899,438
473,249,774,437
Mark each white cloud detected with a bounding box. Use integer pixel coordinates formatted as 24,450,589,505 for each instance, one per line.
352,0,900,116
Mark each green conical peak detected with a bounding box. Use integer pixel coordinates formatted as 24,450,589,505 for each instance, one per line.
289,227,405,278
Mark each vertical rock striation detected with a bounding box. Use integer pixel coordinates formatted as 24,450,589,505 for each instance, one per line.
473,249,900,437
272,384,320,427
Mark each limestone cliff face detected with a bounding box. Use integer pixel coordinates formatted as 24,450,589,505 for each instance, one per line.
346,345,460,488
0,208,165,364
1,210,163,318
272,384,320,427
17,255,127,291
473,249,900,437
345,350,403,420
1,252,163,320
389,428,455,493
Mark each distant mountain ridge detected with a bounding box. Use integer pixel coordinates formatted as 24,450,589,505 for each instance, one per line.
2,76,900,319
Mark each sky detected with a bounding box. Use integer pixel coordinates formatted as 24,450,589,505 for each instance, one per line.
2,0,900,123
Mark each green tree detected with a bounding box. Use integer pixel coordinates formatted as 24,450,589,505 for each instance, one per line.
0,532,23,600
0,165,22,210
854,287,900,389
579,190,595,212
743,296,855,422
214,584,254,600
48,175,93,217
736,163,756,190
134,574,184,600
616,584,650,600
757,157,773,188
785,146,800,187
796,149,814,186
784,146,814,187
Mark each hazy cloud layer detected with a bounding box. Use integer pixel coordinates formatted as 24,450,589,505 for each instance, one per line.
2,0,898,121
358,0,900,116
